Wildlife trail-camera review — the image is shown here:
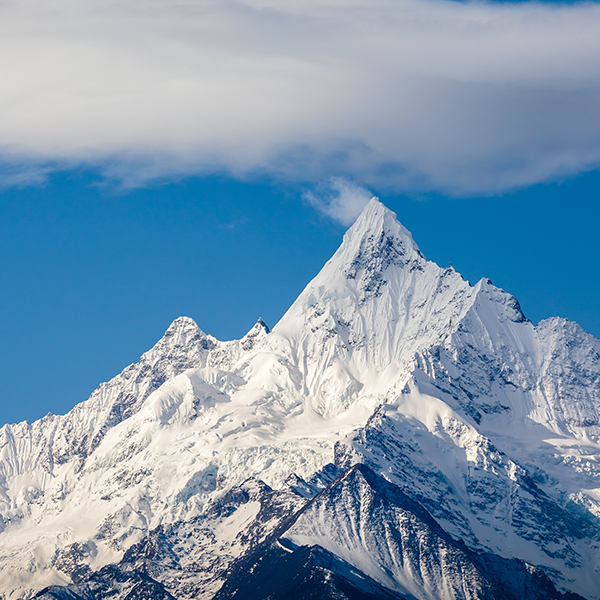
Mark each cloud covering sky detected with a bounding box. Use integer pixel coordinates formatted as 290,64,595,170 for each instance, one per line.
2,0,600,194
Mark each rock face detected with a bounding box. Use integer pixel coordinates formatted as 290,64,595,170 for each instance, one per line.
1,199,600,600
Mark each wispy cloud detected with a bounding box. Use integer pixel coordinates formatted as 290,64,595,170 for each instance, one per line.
304,178,374,226
1,0,600,193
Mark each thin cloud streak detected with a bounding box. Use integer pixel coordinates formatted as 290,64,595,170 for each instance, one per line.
304,178,374,226
1,0,600,193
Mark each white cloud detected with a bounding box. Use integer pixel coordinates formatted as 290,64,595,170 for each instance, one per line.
1,0,600,193
304,178,374,225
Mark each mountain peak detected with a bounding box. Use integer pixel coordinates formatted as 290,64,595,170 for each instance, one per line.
274,199,430,344
344,198,422,255
275,199,430,334
328,199,425,299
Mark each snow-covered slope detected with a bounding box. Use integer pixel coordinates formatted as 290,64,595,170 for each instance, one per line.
1,199,599,600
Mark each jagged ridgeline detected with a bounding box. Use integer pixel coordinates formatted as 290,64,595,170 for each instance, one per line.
1,199,599,600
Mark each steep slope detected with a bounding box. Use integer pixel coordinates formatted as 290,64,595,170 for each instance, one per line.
213,542,409,600
33,475,308,600
282,464,583,600
34,465,584,600
0,317,271,596
1,199,599,600
336,408,597,596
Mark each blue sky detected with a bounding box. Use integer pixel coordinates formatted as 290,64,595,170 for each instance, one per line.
1,0,600,425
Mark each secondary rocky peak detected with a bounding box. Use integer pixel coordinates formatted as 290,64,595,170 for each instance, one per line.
160,316,214,352
240,317,270,351
255,317,270,334
164,315,203,337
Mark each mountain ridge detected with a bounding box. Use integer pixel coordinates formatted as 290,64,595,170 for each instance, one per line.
1,199,599,599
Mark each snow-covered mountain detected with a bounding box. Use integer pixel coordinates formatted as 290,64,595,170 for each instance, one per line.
1,199,599,600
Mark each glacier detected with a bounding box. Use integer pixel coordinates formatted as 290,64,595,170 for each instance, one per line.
0,198,599,599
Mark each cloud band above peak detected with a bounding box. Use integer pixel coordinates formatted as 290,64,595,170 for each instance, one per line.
2,0,600,193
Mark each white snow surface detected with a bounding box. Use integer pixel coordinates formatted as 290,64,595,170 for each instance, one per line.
1,198,600,599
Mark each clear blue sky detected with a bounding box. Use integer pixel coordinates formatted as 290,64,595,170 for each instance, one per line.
1,0,600,425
